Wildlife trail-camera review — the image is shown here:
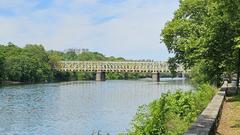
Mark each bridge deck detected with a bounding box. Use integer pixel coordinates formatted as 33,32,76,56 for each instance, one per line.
55,61,184,73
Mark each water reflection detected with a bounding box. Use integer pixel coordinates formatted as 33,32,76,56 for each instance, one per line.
0,79,192,135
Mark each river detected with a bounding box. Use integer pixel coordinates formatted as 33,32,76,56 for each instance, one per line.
0,78,192,135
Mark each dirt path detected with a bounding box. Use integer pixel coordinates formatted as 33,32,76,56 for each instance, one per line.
216,96,240,135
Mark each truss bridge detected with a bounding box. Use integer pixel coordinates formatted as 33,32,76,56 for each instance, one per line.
55,61,185,81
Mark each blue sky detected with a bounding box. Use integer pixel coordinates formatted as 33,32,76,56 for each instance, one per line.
0,0,179,60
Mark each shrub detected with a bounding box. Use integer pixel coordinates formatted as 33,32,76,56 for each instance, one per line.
129,84,216,135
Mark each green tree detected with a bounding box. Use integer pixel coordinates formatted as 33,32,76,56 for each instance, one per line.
161,0,240,86
76,52,106,61
23,44,53,82
168,57,178,77
0,51,5,82
1,44,52,83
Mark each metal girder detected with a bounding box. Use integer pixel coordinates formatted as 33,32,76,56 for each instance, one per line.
55,61,185,73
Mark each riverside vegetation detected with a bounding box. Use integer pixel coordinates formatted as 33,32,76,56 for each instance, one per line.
162,0,240,86
128,84,216,135
0,43,173,84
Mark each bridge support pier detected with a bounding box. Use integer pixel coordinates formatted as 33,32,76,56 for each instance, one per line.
152,72,160,82
96,71,106,81
182,72,185,78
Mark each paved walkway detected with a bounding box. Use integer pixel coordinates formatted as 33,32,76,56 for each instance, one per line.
216,96,240,135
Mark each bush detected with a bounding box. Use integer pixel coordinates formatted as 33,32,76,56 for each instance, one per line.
128,84,216,135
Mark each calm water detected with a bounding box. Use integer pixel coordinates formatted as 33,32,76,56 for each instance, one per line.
0,78,192,135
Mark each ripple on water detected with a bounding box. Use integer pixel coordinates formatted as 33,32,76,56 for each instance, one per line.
0,79,192,135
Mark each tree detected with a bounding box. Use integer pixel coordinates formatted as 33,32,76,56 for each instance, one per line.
23,44,52,82
168,57,178,77
161,0,240,86
0,51,5,82
1,44,53,83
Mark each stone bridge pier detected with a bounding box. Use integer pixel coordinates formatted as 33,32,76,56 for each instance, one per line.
96,71,106,81
96,72,160,82
152,72,160,82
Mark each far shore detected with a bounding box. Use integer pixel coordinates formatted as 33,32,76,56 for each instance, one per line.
0,77,188,87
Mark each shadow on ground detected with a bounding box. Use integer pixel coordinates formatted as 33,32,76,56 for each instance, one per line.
226,95,240,102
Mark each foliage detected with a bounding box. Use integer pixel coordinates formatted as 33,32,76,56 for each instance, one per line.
0,44,52,83
129,84,216,135
167,57,178,77
0,51,5,82
161,0,240,86
189,63,211,86
0,43,150,83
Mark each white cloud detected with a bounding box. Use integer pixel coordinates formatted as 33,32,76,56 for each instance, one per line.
0,0,179,60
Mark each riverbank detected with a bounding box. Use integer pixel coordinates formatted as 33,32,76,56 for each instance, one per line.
216,95,240,135
0,81,25,85
0,77,187,86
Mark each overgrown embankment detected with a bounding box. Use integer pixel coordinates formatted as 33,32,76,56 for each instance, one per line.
128,84,216,135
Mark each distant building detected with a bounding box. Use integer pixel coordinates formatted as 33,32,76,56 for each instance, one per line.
64,48,89,55
132,59,154,62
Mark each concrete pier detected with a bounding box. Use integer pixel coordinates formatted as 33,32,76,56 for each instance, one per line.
96,71,105,81
152,72,160,82
182,72,185,78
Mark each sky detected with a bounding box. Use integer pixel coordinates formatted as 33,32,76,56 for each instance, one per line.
0,0,179,61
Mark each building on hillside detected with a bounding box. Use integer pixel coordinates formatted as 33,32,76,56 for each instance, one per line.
64,48,89,55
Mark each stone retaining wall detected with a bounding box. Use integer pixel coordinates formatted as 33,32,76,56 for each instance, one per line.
184,90,226,135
